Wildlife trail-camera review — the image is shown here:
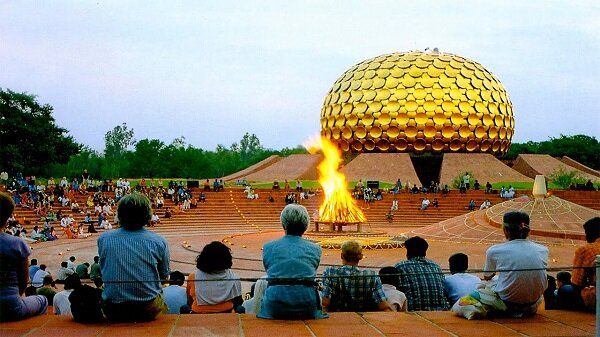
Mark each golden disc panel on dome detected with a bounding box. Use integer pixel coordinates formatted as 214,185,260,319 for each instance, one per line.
387,101,400,112
468,114,481,126
482,114,494,126
376,139,390,151
488,126,499,139
368,101,383,113
362,113,375,126
405,100,418,112
451,113,464,125
458,101,473,113
414,88,427,100
369,126,383,138
423,100,437,112
379,112,392,125
466,140,478,152
480,139,491,152
346,113,358,126
363,90,376,101
432,138,445,151
375,89,391,101
492,141,501,152
386,126,400,138
354,102,367,114
396,138,408,150
431,88,445,99
332,127,341,139
396,112,409,125
442,101,455,112
438,76,454,88
450,139,463,151
495,115,504,126
414,138,427,151
474,126,487,139
405,125,418,138
351,90,363,102
355,126,367,138
402,76,416,87
459,125,472,138
321,51,513,154
415,113,428,124
499,127,507,139
433,113,446,124
442,125,455,138
424,125,437,138
342,127,353,139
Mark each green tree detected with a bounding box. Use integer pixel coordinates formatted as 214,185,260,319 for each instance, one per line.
104,123,135,178
129,139,166,178
0,88,80,175
505,135,599,169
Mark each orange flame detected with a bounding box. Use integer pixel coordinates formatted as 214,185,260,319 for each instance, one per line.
308,137,366,223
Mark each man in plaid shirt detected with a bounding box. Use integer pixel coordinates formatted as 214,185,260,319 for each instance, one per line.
321,241,392,312
395,236,449,311
572,217,600,311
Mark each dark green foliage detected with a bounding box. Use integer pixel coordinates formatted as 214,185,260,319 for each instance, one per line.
0,88,80,175
52,126,308,180
505,135,600,169
548,167,586,189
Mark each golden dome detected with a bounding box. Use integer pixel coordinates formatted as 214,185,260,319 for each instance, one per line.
320,51,514,155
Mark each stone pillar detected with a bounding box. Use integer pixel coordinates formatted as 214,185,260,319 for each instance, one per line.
532,175,547,200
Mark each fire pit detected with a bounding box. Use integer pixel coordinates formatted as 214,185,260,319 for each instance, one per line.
308,136,366,233
304,137,402,249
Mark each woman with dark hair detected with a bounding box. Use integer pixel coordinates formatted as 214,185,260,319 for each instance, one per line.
186,241,242,313
0,192,48,322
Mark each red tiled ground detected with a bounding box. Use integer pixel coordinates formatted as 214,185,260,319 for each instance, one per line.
1,312,594,337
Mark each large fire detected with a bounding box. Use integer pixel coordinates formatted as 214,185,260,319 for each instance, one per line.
308,137,366,224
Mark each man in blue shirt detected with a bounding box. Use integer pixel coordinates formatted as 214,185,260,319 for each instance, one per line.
98,194,170,322
162,271,187,314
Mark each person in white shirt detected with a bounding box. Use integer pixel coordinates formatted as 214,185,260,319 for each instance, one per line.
378,267,407,312
56,261,75,282
480,199,491,210
102,204,113,215
483,211,548,317
420,198,430,210
67,256,76,271
242,277,268,314
444,253,481,305
53,274,81,316
32,264,50,288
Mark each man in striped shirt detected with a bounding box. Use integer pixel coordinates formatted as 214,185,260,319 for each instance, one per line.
98,194,170,322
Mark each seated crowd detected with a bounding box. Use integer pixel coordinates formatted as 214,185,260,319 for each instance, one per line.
0,189,597,324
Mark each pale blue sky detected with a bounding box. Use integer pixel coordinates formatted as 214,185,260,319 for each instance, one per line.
1,1,599,151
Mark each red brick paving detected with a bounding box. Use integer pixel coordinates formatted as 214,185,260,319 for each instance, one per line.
1,311,593,337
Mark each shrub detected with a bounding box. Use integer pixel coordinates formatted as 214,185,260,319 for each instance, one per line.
548,167,586,189
452,171,475,189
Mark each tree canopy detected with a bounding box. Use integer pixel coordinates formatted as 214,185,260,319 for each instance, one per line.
505,135,600,169
0,88,80,175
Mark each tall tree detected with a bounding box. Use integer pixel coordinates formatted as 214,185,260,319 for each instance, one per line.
104,123,135,178
0,88,80,175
